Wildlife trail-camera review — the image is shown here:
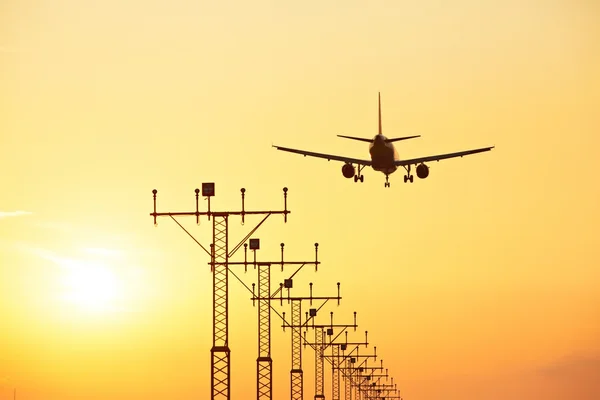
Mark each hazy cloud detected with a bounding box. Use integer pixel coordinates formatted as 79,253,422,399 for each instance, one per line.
536,353,600,388
406,353,600,400
528,354,600,400
0,211,32,219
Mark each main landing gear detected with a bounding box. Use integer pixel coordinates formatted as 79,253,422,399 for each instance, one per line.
403,164,414,184
354,164,366,183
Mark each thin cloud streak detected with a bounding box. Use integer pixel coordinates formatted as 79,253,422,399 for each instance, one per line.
0,211,32,219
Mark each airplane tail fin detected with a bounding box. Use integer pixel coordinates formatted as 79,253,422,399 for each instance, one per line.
379,92,421,142
338,93,417,143
378,91,382,135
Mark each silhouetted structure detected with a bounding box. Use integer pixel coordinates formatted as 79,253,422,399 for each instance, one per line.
281,283,343,400
318,330,369,400
301,313,360,400
149,184,405,400
150,184,289,400
334,346,378,399
273,92,495,188
230,241,321,400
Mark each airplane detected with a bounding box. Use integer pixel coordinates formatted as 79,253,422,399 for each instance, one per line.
272,92,494,187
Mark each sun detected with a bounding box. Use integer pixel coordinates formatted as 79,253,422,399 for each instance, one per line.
61,261,120,313
54,251,124,314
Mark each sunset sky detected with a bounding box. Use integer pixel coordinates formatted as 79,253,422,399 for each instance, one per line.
1,0,599,399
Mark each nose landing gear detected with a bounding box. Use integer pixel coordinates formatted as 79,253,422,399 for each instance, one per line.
384,175,390,187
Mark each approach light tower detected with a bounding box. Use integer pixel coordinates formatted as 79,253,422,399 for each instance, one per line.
352,362,388,399
281,282,344,400
300,312,360,400
228,240,321,400
150,184,290,400
334,346,378,400
321,330,370,400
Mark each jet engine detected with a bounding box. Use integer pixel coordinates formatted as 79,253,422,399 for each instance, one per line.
416,163,429,179
342,163,355,178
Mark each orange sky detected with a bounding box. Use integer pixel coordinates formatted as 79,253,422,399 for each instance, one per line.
1,1,599,399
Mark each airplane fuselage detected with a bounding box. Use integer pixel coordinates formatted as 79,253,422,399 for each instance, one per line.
369,134,399,175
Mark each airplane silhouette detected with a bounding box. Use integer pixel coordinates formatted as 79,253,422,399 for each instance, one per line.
273,92,494,187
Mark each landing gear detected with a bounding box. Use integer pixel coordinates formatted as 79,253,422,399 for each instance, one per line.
354,164,365,183
384,175,390,187
403,165,414,183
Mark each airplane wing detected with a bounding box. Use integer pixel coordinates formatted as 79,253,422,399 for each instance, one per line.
395,146,494,166
273,145,373,166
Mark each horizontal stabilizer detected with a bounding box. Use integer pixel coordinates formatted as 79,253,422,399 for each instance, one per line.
337,135,373,143
385,135,421,143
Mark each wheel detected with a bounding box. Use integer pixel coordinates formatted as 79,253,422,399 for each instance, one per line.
403,175,407,183
360,175,364,182
354,175,358,182
409,175,413,183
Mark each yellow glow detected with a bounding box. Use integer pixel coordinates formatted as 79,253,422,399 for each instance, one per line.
1,1,599,399
58,256,121,314
34,247,128,315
